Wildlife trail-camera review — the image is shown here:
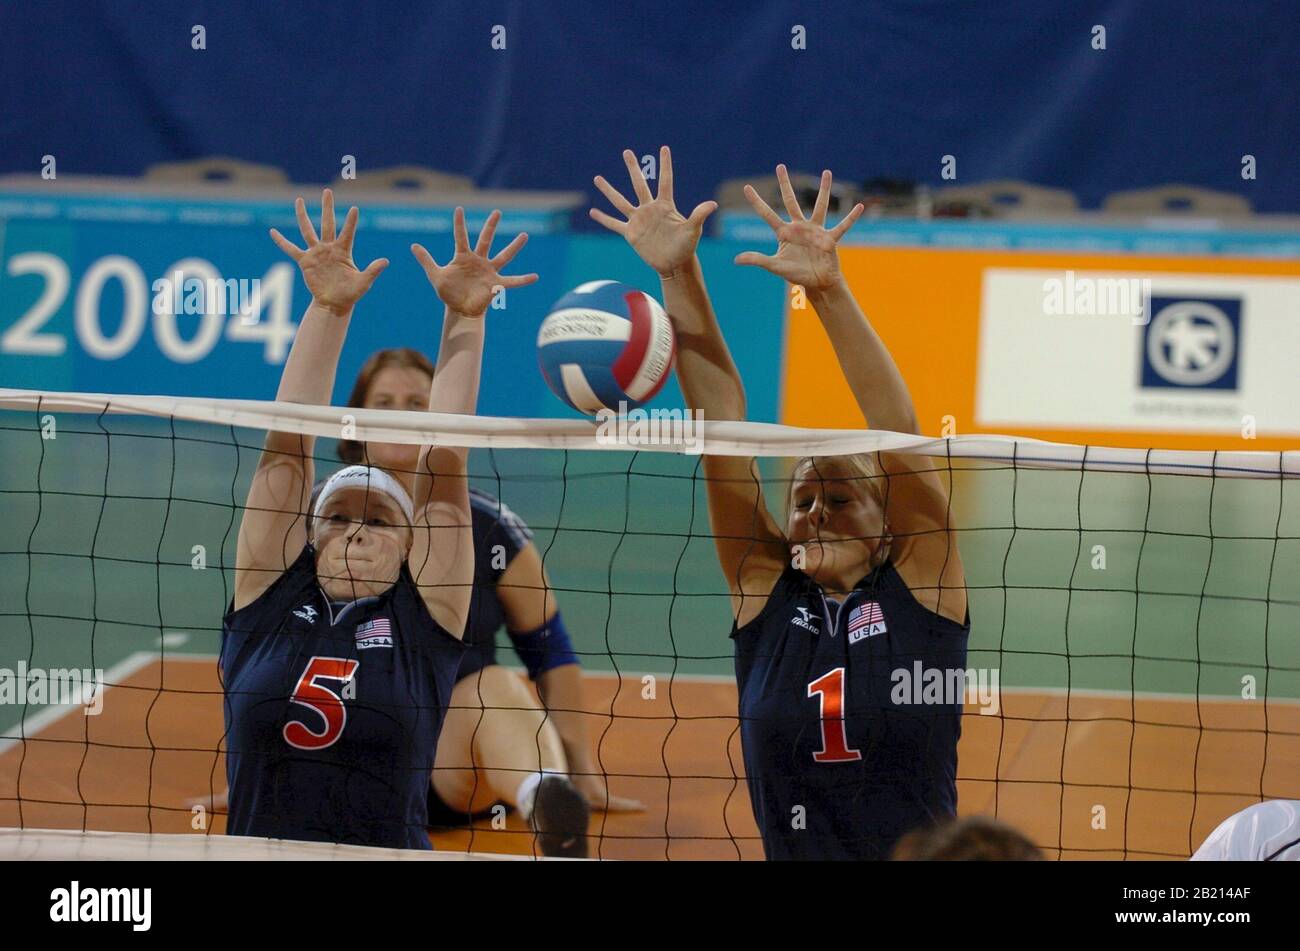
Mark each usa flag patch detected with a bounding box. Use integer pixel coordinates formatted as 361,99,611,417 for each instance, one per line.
847,602,886,644
355,617,394,650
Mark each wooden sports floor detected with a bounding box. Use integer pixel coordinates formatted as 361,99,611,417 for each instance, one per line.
2,656,1296,860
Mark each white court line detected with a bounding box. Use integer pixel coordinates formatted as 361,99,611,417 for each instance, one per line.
0,650,159,756
1,649,1293,759
46,653,1300,707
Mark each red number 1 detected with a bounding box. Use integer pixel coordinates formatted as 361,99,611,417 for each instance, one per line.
807,667,862,763
283,656,360,750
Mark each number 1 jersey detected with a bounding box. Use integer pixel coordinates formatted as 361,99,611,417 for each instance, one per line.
732,560,969,860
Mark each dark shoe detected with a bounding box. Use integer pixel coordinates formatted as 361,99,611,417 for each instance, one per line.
530,776,590,858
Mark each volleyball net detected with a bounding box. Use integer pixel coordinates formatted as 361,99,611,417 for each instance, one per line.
0,387,1297,860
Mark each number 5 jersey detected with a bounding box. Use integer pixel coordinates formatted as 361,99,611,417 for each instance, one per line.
220,544,467,850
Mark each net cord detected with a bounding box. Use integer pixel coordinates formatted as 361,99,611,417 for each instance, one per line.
2,387,1296,477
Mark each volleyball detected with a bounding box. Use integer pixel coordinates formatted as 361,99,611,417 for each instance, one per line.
537,280,675,415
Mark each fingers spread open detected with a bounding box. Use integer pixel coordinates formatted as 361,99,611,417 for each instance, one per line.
623,149,653,204
499,272,539,289
686,200,718,230
589,207,628,234
776,164,804,220
410,243,440,277
594,175,634,216
321,189,336,242
658,145,673,203
338,206,360,248
490,231,529,267
734,250,777,269
475,209,502,257
811,170,832,225
452,206,470,253
830,202,866,240
269,228,304,261
294,197,319,247
358,257,389,292
743,184,785,232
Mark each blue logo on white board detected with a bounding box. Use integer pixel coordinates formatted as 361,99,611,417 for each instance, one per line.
1140,296,1241,390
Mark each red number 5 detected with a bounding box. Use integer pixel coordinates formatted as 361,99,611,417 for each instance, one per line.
283,656,360,750
807,667,862,763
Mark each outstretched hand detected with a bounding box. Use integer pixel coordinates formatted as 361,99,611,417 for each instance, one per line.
735,166,864,291
411,208,538,317
270,188,388,316
590,146,716,277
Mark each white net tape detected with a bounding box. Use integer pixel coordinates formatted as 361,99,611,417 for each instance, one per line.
0,828,548,861
1,387,1296,478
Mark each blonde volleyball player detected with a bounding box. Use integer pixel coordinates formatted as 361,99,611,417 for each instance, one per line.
333,347,644,857
592,148,969,859
221,190,530,849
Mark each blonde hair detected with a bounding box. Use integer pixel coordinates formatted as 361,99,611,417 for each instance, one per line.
784,453,887,520
785,453,892,568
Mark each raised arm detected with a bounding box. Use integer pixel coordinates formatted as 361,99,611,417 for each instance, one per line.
233,189,388,610
591,147,787,623
408,209,538,636
737,167,966,622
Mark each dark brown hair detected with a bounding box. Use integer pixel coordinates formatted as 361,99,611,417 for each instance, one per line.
890,816,1044,861
337,348,435,464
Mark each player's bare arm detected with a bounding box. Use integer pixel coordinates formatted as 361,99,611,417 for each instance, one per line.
235,189,388,610
737,166,966,623
592,146,788,625
408,208,538,636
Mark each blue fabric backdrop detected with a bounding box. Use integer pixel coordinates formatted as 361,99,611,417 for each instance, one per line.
1,1,1297,213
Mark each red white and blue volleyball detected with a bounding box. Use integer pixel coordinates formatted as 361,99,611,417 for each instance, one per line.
537,280,675,415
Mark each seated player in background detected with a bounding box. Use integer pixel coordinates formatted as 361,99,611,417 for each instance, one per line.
592,148,969,859
1191,799,1300,860
332,346,644,857
221,191,531,849
890,817,1043,860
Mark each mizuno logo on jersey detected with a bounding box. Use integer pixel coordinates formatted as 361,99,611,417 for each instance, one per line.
791,607,819,633
293,604,318,623
847,602,887,644
355,617,394,650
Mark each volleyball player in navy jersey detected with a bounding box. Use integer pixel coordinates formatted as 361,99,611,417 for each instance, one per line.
222,190,536,849
330,347,644,856
593,149,969,859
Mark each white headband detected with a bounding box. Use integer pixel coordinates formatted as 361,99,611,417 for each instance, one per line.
312,465,415,528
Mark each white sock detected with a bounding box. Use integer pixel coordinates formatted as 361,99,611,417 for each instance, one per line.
516,769,565,822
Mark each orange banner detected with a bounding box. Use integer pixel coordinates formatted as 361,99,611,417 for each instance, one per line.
781,248,1300,452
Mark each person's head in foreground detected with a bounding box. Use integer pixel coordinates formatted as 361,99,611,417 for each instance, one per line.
890,816,1044,861
786,454,890,587
339,347,434,474
309,464,415,601
1191,799,1300,861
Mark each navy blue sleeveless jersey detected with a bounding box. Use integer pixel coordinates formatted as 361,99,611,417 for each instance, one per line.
457,487,534,681
732,560,969,860
221,543,467,850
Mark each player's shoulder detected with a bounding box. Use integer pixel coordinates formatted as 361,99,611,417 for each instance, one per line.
469,486,533,547
226,543,318,626
730,563,813,639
